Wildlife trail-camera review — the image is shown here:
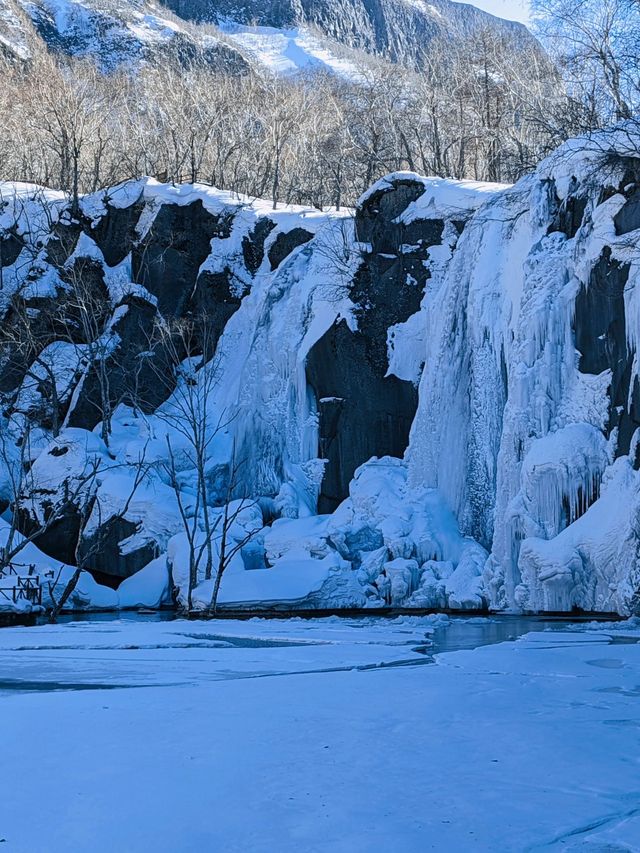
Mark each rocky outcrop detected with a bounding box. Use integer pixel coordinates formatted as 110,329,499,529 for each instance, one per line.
307,177,447,511
574,249,639,459
308,323,418,512
268,228,313,271
88,194,145,267
79,516,160,585
132,200,232,317
66,293,161,429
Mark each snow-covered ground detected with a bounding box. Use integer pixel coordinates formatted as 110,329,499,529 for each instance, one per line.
1,615,639,851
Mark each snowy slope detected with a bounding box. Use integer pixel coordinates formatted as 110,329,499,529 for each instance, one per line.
216,21,361,77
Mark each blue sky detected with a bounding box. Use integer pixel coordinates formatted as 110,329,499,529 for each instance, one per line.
466,0,531,24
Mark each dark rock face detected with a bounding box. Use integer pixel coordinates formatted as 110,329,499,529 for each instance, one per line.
308,322,418,512
79,516,160,583
132,200,233,316
268,228,313,270
23,509,83,567
189,269,245,348
242,218,276,275
0,231,23,268
574,248,640,457
0,255,110,401
15,431,164,583
88,195,145,266
307,178,444,511
548,181,588,239
614,186,640,236
356,180,428,248
351,184,443,377
0,194,256,438
20,493,160,587
17,483,84,567
45,222,82,268
67,294,162,430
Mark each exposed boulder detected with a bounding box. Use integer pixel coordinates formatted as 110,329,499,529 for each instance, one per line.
16,431,107,566
79,516,160,586
132,200,233,316
268,227,313,270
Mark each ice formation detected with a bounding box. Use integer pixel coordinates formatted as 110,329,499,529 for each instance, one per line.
1,127,640,614
409,128,640,615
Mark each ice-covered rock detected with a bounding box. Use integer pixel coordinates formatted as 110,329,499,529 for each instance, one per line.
405,126,640,614
3,131,640,615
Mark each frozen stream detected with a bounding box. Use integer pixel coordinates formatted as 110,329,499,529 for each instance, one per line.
0,614,588,693
1,614,639,851
1,613,570,694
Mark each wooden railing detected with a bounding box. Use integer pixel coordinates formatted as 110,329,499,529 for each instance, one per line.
0,564,42,606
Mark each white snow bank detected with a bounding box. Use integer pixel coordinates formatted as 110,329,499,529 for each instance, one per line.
358,172,509,218
117,556,172,609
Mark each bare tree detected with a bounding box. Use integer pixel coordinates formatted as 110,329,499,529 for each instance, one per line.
0,31,580,211
533,0,640,127
147,315,227,610
208,439,260,615
22,56,123,212
0,419,101,577
45,443,151,622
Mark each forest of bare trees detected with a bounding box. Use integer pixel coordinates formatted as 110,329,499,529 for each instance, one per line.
0,1,637,209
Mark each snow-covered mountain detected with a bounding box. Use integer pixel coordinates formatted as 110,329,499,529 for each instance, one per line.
1,127,639,617
166,0,538,69
0,0,540,74
0,0,250,71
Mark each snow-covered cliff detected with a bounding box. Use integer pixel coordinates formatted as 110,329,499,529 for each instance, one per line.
1,128,639,615
407,129,640,614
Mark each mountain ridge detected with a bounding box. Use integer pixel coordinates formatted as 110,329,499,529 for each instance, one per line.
0,0,541,74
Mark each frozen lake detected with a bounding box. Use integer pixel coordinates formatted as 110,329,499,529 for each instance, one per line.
1,615,639,851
